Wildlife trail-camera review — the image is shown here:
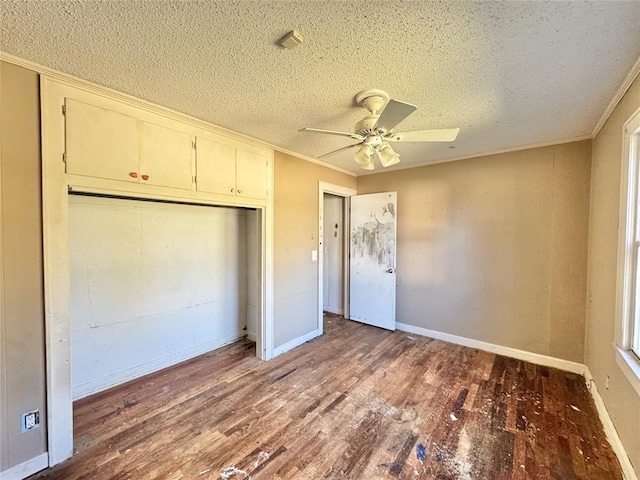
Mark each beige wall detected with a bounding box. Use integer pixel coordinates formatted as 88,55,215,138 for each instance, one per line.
586,74,640,472
358,141,591,362
0,62,47,471
273,152,356,348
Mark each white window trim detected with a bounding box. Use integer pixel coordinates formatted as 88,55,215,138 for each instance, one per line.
614,105,640,396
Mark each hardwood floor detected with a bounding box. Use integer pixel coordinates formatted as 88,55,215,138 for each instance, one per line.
31,314,622,479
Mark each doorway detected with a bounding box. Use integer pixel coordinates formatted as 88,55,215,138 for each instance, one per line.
317,182,357,334
323,193,345,316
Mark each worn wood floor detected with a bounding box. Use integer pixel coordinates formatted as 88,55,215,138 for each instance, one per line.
31,314,622,480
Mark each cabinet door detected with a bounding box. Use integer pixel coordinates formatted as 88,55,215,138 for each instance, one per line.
236,148,268,200
141,122,193,190
196,137,236,195
65,99,139,182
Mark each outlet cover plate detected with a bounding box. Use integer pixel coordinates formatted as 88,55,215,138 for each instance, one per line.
21,409,40,433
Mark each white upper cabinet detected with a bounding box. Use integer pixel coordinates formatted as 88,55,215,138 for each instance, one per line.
63,91,271,202
196,136,236,195
141,122,193,190
65,99,139,183
65,99,194,190
196,135,269,200
236,148,269,200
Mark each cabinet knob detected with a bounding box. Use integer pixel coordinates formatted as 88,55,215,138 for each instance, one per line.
129,172,138,178
141,174,149,181
230,188,234,193
237,189,243,194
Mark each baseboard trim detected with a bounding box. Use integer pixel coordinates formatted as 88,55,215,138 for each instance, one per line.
247,331,257,342
584,368,639,480
1,452,48,480
323,306,344,316
72,332,245,400
395,323,586,374
273,329,321,357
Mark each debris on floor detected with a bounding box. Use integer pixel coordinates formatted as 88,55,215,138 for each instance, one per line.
220,466,248,479
416,443,427,461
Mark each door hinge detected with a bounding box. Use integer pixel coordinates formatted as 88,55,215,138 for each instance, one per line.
192,141,197,150
193,175,196,183
62,152,67,164
62,105,66,116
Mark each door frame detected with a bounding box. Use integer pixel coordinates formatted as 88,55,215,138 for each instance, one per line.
318,182,357,334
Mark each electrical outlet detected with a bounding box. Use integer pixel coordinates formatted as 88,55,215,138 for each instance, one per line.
21,409,40,433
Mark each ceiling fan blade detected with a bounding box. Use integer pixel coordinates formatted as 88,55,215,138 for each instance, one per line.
299,127,364,141
373,99,417,132
317,142,363,159
388,127,460,143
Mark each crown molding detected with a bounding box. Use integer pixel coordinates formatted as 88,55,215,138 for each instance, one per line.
271,146,356,176
357,135,593,176
592,53,640,138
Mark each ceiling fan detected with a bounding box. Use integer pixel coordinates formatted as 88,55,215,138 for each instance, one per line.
299,89,460,170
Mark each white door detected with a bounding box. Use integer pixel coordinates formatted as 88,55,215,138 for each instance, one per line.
349,192,397,330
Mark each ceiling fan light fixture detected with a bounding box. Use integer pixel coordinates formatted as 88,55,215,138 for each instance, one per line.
300,88,461,171
377,142,400,167
354,144,375,170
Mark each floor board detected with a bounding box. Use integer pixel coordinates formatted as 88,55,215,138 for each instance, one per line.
30,314,623,479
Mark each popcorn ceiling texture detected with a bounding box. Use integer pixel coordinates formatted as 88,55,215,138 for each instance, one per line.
1,1,639,174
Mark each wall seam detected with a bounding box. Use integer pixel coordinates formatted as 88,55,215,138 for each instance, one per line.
0,77,9,470
549,146,557,357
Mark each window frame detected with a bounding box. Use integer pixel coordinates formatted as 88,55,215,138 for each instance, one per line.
615,105,640,396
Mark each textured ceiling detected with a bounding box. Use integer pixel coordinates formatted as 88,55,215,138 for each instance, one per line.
2,1,640,175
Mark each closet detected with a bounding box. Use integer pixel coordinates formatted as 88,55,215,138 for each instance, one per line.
42,79,273,406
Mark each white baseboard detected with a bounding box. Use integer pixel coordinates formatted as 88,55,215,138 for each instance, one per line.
584,368,639,480
272,329,321,357
1,452,48,480
73,331,245,400
323,306,344,315
247,331,257,342
395,322,637,479
395,322,586,374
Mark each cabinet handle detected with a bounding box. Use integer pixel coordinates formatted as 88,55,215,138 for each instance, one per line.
141,174,149,181
129,172,138,178
237,189,243,194
230,188,234,193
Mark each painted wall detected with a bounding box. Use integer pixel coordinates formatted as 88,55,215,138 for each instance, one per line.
358,141,591,362
586,74,640,472
0,61,47,471
323,193,344,314
274,152,356,348
68,196,251,399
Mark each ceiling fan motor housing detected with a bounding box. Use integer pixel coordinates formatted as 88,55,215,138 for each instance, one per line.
354,115,380,136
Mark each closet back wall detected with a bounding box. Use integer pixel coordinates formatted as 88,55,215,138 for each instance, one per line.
69,195,251,399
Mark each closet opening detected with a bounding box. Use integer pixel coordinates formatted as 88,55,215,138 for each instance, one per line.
67,192,261,401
